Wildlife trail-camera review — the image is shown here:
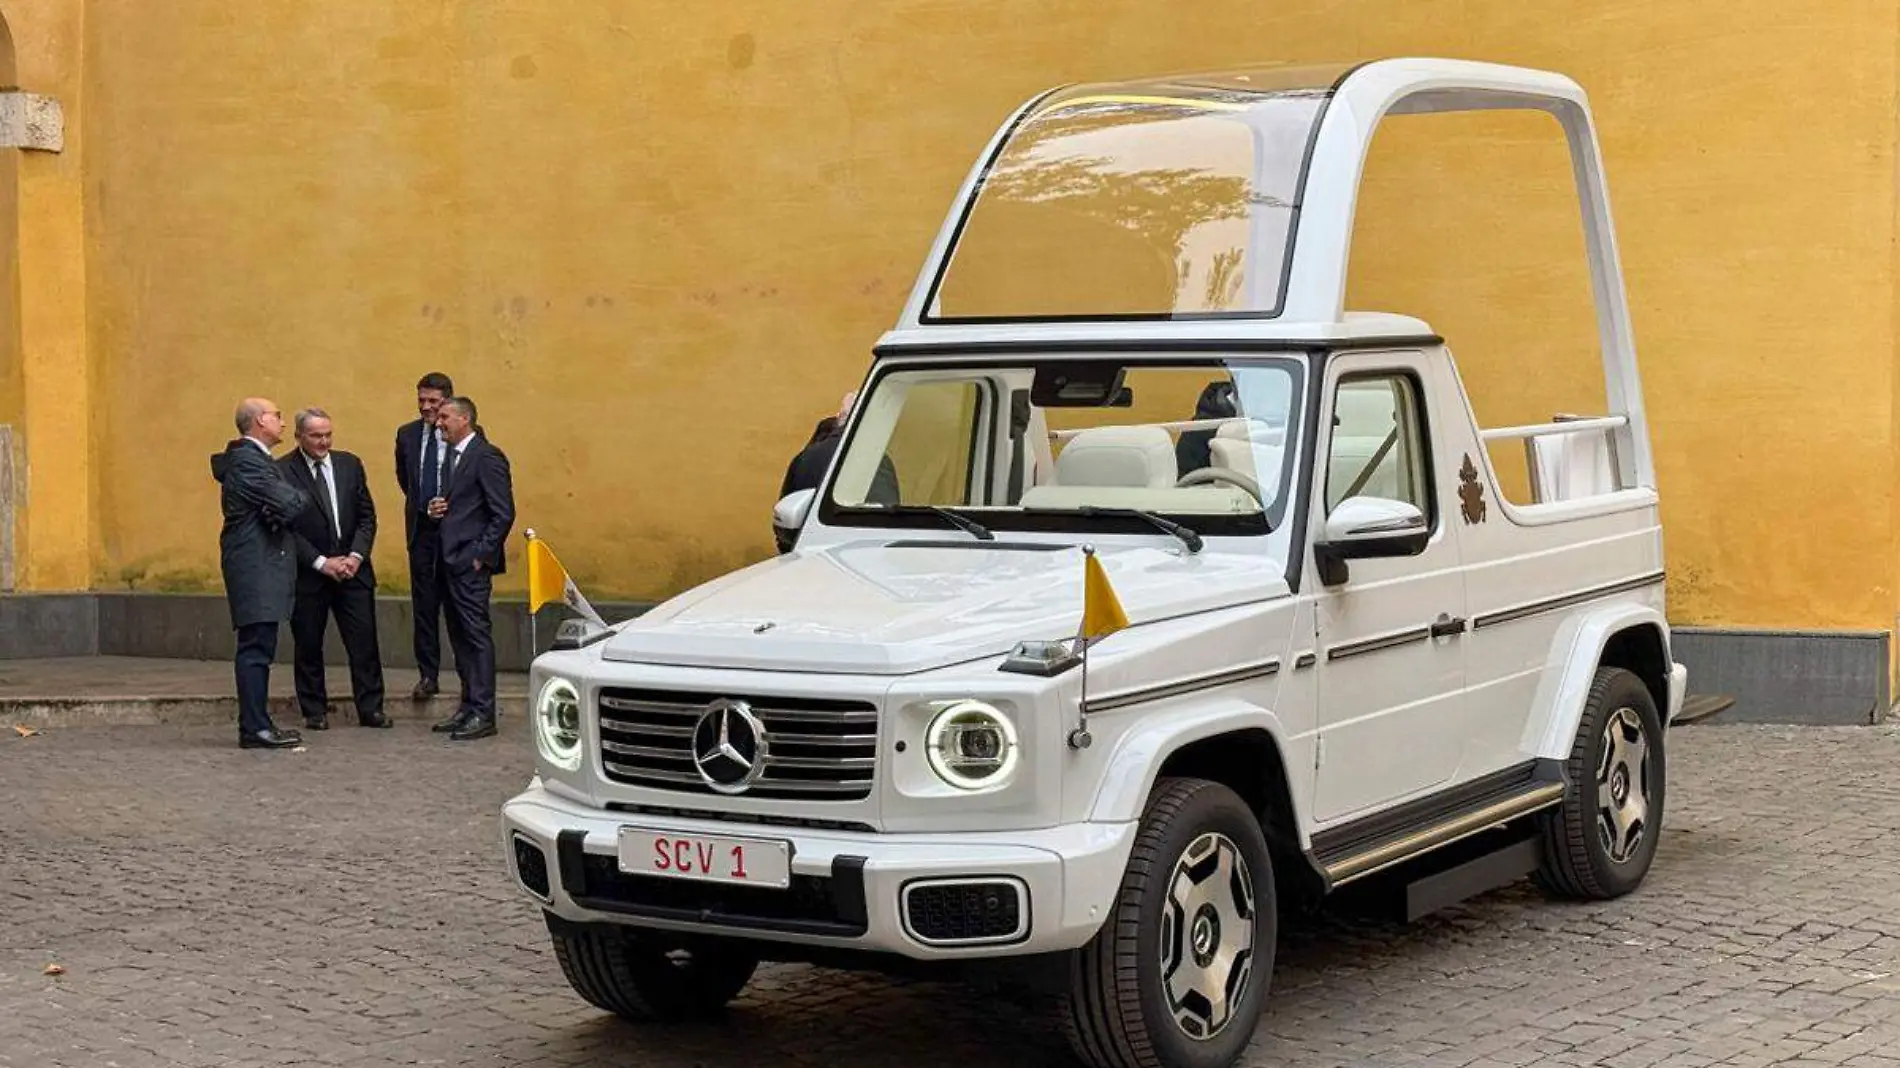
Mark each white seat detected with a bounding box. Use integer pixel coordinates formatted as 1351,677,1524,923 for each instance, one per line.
1055,426,1178,488
1530,428,1618,502
1208,420,1261,479
1326,384,1403,502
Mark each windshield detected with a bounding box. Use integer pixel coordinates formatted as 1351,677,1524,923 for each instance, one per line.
923,65,1353,322
821,356,1306,541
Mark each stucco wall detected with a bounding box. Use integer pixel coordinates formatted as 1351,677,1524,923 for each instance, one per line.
49,1,1900,631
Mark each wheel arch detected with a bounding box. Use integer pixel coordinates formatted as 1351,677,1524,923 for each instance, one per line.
1087,703,1324,902
1521,603,1673,761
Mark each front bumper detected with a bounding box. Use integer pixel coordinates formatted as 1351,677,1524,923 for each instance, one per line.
501,781,1137,960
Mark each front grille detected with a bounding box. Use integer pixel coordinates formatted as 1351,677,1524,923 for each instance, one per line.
903,879,1028,945
596,687,878,801
557,832,869,937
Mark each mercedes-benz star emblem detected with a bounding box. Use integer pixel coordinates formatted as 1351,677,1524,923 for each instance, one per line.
691,699,769,795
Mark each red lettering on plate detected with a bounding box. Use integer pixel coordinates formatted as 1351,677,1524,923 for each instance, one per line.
730,845,748,879
672,840,693,872
653,840,671,871
696,842,715,873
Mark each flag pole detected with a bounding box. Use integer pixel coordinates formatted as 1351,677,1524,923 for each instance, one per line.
1070,544,1095,751
525,527,538,659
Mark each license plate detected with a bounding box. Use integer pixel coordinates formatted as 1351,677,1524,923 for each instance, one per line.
617,827,793,889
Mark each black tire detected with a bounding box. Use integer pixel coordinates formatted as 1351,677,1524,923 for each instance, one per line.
1060,778,1276,1068
545,915,758,1022
1535,666,1666,900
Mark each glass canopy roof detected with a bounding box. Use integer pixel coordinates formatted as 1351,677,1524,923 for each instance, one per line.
923,63,1359,323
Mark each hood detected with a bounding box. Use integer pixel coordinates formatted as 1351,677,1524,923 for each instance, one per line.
210,440,245,482
601,539,1287,675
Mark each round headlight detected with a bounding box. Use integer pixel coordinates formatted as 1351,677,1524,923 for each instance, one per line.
534,677,583,771
925,700,1019,790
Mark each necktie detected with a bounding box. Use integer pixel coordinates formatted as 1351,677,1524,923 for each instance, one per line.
444,445,460,493
420,427,439,503
313,460,339,545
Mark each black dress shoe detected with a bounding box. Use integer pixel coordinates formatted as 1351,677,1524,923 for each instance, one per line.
450,716,497,741
304,714,330,731
411,679,440,701
240,727,303,750
357,710,392,728
431,709,472,733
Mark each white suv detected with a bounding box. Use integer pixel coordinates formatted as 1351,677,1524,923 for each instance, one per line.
501,57,1687,1068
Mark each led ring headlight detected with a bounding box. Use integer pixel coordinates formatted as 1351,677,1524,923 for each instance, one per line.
926,700,1019,790
534,677,583,771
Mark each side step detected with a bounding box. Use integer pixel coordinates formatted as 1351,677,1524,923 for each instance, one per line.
1673,693,1735,726
1310,759,1565,889
1328,826,1544,923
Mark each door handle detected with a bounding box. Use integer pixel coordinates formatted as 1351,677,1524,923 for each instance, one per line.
1430,614,1467,638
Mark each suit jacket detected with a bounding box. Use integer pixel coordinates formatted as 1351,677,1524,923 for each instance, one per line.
278,448,378,592
438,434,515,576
394,418,438,551
396,417,487,550
781,427,900,505
210,439,312,628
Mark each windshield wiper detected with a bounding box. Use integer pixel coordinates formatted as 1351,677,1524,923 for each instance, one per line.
881,505,995,541
1026,505,1204,553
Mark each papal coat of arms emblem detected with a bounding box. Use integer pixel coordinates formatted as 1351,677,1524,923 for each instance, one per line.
1458,454,1487,524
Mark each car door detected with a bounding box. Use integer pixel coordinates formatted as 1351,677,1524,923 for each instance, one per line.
1309,351,1469,824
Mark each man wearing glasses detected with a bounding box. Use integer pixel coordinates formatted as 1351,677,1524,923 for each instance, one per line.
210,397,313,750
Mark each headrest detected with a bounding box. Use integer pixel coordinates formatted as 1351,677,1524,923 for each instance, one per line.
1209,436,1257,477
1222,417,1288,439
1334,387,1397,436
1056,426,1178,488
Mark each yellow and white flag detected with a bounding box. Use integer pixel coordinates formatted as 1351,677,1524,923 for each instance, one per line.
526,533,606,627
1079,547,1128,645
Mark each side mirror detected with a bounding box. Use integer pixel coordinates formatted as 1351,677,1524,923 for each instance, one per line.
1313,496,1428,586
772,488,817,553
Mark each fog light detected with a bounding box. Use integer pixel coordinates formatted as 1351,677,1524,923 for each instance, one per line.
513,835,551,900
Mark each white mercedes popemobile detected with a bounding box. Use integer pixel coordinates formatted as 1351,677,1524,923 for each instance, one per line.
502,57,1688,1068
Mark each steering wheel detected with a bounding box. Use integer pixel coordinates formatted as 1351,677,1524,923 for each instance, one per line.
1176,465,1263,504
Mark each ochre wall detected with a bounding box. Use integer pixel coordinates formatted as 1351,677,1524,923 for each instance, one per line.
35,1,1900,633
4,0,92,592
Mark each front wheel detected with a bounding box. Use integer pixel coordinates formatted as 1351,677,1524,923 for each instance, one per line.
1536,666,1667,900
1061,778,1276,1068
545,915,758,1022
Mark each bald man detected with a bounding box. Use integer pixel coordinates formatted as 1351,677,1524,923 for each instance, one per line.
210,397,314,750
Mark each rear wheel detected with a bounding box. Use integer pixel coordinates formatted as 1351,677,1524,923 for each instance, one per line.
545,915,758,1022
1536,666,1666,900
1061,777,1276,1068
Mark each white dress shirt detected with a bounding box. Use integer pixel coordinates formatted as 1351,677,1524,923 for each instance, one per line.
303,452,362,573
420,423,448,492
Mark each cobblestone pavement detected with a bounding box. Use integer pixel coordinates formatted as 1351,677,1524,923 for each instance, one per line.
3,719,1900,1068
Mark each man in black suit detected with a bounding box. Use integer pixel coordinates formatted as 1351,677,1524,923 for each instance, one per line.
777,391,900,552
394,371,455,701
428,396,514,741
210,397,312,750
280,407,390,731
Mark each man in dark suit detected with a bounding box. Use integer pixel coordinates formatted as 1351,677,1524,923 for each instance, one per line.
776,391,900,552
394,371,455,701
280,407,390,731
428,396,514,741
210,397,312,750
